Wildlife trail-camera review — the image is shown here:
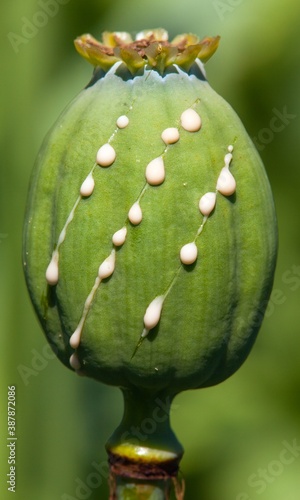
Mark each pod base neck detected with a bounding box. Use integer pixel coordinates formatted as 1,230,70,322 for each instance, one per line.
108,449,181,480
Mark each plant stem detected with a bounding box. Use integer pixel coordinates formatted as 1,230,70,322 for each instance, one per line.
109,474,185,499
106,388,185,499
110,476,172,499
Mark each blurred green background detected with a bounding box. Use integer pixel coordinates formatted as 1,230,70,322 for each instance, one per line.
1,0,300,498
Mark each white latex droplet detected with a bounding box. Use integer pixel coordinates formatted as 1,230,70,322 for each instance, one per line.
69,327,82,349
180,242,198,265
80,173,95,197
69,353,81,370
161,127,180,145
112,227,127,246
116,115,129,129
143,296,165,331
98,250,116,279
145,157,165,186
45,252,59,285
96,143,116,167
128,202,142,225
180,108,201,132
199,192,217,216
216,167,236,196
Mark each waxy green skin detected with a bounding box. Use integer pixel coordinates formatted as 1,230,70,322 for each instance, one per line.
24,62,277,396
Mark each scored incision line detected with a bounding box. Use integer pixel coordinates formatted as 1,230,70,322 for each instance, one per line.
45,104,135,288
115,98,202,230
131,143,236,357
69,248,116,350
180,144,235,266
45,195,81,286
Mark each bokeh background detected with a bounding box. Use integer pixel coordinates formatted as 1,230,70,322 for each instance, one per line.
1,0,300,499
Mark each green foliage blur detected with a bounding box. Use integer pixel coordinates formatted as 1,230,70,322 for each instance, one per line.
1,0,299,499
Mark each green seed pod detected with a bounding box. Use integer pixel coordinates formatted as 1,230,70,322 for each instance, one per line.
23,29,277,491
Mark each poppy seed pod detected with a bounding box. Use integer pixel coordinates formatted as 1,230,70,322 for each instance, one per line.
23,29,277,492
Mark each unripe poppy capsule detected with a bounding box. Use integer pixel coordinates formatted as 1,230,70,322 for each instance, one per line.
23,28,277,492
